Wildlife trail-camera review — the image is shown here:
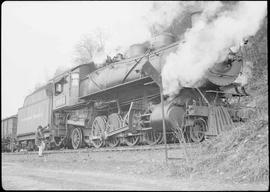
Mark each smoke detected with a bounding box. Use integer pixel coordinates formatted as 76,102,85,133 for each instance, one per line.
162,1,267,96
91,1,187,64
145,1,187,35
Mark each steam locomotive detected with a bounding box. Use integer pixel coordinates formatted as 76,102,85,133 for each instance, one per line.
2,31,250,152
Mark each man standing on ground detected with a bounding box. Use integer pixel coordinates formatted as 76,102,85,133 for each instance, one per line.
35,125,49,157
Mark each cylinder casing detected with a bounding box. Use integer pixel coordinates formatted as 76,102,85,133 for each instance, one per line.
150,103,185,132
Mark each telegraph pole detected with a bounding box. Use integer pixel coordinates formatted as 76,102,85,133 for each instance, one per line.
160,84,168,165
141,60,168,165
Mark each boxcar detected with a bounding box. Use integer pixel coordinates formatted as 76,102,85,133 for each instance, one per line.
1,115,17,152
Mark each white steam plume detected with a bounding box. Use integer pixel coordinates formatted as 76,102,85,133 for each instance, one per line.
91,1,185,64
162,1,267,96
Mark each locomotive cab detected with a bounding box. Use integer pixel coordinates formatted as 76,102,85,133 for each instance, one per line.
52,64,95,110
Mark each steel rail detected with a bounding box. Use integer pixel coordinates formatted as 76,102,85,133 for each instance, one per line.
3,143,199,156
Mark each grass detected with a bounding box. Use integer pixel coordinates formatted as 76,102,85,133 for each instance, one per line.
169,113,268,184
170,17,268,184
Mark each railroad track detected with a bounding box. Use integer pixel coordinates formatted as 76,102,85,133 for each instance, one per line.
3,143,199,155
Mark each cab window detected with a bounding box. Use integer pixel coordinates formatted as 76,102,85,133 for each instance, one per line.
54,77,66,96
55,83,63,95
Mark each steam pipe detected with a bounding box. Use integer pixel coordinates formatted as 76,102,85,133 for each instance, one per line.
195,88,210,105
122,48,151,83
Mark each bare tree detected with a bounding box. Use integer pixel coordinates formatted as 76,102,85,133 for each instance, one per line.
73,29,106,65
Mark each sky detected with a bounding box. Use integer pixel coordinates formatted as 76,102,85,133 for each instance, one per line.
1,1,156,119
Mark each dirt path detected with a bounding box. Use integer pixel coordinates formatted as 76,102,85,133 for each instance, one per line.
2,162,179,190
2,160,267,190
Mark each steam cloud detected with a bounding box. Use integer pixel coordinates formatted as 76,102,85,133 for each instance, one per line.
162,1,267,96
92,1,186,65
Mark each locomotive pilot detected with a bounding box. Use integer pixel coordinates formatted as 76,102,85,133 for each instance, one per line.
35,124,49,157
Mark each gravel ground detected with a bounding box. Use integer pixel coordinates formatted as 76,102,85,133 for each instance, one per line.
2,148,268,190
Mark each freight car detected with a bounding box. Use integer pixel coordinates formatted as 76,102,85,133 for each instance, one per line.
1,115,17,152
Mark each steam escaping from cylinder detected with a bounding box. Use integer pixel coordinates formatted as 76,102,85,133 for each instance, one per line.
162,1,267,96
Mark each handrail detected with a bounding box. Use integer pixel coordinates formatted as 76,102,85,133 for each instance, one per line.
122,49,151,83
195,88,210,105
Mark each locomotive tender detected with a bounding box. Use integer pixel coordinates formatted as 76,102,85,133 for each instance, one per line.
11,31,248,151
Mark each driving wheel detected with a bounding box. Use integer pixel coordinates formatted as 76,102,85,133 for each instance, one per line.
91,116,106,148
71,127,83,149
144,130,162,145
189,119,206,143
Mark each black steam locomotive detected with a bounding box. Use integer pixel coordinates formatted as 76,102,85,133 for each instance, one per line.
9,32,249,151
